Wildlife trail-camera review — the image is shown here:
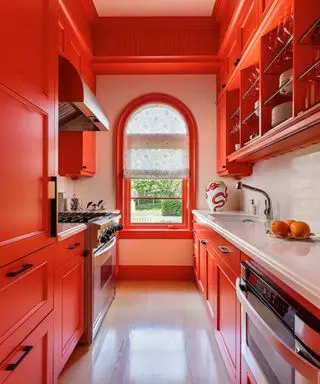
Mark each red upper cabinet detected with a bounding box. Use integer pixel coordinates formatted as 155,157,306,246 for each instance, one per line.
0,0,57,266
59,131,96,178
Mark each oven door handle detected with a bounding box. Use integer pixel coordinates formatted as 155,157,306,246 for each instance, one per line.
236,278,320,380
94,237,116,257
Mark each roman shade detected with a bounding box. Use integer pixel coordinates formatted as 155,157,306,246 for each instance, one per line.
124,104,189,179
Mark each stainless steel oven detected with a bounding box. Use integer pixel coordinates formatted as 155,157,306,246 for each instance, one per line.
93,236,116,338
237,262,320,384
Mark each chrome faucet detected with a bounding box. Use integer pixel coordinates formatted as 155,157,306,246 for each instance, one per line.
236,181,273,220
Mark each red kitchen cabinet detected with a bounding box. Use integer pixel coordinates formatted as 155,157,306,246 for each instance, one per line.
241,355,257,384
0,0,57,266
54,251,84,377
214,259,241,384
198,240,208,298
0,245,54,363
206,247,216,320
193,234,200,280
59,131,96,178
217,0,320,167
0,313,54,384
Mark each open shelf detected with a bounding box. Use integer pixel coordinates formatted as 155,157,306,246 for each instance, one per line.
297,58,320,82
263,35,293,75
298,17,320,46
244,134,260,146
242,107,259,124
263,78,293,106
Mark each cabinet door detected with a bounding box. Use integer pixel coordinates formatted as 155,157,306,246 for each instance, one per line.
0,0,56,266
82,132,96,175
217,94,227,173
199,241,208,298
193,235,200,279
0,313,53,384
214,261,240,383
0,246,54,362
54,255,84,377
59,132,96,177
206,248,216,320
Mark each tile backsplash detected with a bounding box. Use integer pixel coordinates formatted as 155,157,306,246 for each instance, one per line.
241,143,320,233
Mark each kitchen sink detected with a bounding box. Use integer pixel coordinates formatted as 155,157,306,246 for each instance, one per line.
208,212,265,223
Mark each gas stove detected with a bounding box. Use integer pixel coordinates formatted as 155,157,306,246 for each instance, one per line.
58,211,115,223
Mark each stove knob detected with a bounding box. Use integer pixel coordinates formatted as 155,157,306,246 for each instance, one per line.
100,233,110,243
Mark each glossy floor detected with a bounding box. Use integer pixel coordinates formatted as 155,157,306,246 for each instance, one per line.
58,280,231,384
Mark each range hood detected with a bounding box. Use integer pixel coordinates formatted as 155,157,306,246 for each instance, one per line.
58,56,109,131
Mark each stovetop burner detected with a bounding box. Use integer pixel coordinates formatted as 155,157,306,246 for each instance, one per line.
58,211,114,223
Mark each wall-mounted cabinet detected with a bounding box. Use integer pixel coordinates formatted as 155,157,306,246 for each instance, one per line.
217,0,320,170
59,131,96,178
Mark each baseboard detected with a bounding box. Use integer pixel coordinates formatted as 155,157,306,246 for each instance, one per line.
117,265,194,281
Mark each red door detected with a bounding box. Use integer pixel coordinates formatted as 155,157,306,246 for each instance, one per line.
217,94,227,173
0,0,57,267
82,132,96,175
199,240,208,298
54,254,84,377
206,247,216,320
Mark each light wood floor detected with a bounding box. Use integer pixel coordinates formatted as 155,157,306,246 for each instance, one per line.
59,280,231,384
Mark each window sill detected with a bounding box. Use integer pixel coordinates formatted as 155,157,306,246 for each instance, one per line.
119,229,193,239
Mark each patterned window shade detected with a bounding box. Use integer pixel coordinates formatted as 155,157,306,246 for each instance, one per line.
124,104,189,179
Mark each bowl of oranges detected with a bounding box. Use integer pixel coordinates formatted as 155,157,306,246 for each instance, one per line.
269,220,314,240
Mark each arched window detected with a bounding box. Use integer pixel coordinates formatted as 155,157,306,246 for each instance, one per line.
116,94,196,238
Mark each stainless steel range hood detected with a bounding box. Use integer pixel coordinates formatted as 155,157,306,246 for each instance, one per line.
58,56,109,131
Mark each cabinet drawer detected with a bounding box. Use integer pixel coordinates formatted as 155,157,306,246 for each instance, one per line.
0,313,53,384
0,247,54,361
207,231,240,276
55,233,85,268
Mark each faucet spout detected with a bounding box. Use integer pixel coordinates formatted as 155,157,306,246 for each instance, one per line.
235,182,272,220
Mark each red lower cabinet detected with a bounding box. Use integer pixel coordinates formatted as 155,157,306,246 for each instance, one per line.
214,261,241,383
199,240,208,298
0,313,54,384
54,252,84,377
206,247,216,319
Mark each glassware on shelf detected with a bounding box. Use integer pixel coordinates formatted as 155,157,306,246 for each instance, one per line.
298,17,320,46
230,122,240,135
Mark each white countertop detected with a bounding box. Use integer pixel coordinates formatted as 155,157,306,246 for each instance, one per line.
193,210,320,310
57,223,87,241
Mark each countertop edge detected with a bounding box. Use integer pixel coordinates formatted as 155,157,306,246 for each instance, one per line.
57,224,87,241
192,210,320,310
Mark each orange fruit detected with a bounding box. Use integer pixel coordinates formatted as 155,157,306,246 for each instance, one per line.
286,219,296,227
271,220,291,237
290,221,311,238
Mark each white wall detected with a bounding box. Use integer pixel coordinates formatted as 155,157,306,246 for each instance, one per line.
241,144,320,233
72,74,240,266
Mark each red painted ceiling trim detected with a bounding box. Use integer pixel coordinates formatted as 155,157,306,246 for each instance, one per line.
92,55,222,75
94,16,217,28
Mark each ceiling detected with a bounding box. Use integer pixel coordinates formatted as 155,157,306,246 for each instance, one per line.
92,0,216,17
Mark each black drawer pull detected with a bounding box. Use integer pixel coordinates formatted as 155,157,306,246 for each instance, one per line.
6,264,33,278
6,346,33,371
218,246,231,254
201,240,207,245
82,165,87,169
68,242,81,250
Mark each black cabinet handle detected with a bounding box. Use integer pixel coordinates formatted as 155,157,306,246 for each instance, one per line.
6,346,33,371
6,264,33,278
222,165,226,169
68,242,81,250
82,166,87,169
201,240,207,245
218,246,231,254
234,58,241,67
